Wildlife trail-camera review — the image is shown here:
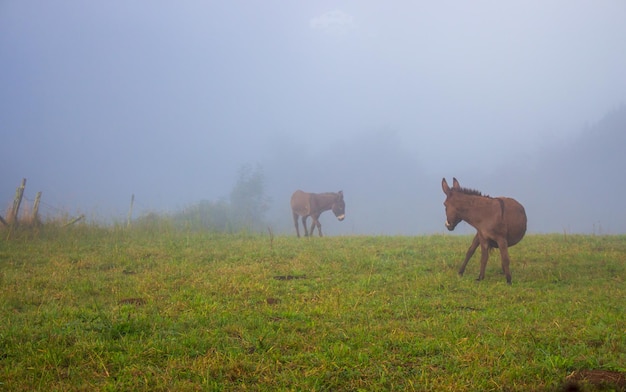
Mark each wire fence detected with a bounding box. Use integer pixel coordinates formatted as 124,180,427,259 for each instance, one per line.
23,194,71,221
5,191,140,226
2,190,76,225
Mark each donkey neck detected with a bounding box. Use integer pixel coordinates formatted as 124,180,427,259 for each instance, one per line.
313,192,337,210
454,192,503,226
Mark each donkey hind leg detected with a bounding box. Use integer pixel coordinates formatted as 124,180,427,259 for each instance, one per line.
458,234,480,277
497,239,512,284
301,217,309,237
477,240,490,281
293,212,301,238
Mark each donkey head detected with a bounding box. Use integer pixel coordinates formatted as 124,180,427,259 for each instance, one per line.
441,178,462,231
332,191,345,221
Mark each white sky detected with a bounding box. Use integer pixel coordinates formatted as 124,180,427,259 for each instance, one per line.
1,1,625,228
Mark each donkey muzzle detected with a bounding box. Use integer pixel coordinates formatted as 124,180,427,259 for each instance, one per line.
445,220,455,231
337,214,345,221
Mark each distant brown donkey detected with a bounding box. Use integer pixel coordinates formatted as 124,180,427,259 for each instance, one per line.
442,178,527,284
291,190,345,237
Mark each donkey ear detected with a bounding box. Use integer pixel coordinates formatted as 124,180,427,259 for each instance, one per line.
338,190,343,198
442,178,451,195
452,177,460,189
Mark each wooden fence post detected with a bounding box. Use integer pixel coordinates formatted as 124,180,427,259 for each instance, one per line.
127,194,135,227
32,192,42,225
8,178,26,226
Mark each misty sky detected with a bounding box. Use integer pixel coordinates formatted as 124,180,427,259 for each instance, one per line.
2,2,626,233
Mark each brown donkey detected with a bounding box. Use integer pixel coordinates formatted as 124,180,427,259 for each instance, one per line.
442,178,527,284
291,190,345,237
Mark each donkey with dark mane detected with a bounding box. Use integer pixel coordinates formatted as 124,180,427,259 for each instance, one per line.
442,178,527,284
291,190,345,237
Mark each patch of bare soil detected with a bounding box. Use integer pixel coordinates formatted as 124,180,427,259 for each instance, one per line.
563,369,626,391
273,275,307,281
265,297,280,305
118,297,147,306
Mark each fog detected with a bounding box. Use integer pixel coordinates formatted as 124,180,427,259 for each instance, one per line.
2,2,625,234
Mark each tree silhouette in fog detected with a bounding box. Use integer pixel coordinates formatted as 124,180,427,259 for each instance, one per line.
229,163,270,231
137,164,270,232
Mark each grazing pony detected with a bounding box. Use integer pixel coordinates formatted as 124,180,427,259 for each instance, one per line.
442,178,527,284
290,190,345,237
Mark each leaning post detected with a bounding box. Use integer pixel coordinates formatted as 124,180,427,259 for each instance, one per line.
8,178,27,226
63,214,85,227
32,191,42,225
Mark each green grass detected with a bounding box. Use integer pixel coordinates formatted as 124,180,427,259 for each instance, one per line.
0,226,624,391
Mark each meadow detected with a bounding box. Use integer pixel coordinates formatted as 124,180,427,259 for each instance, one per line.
0,225,624,391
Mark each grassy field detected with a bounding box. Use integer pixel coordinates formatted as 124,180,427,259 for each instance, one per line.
0,226,624,391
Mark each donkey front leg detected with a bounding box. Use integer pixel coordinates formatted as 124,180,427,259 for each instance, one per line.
301,217,309,237
459,234,480,277
310,215,323,237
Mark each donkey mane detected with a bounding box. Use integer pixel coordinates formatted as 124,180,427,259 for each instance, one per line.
454,187,487,197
